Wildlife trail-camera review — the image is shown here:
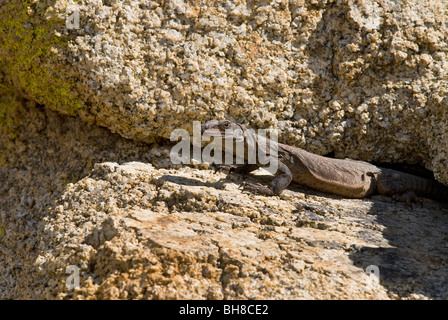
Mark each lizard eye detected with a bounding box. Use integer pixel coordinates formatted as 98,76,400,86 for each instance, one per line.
222,122,230,128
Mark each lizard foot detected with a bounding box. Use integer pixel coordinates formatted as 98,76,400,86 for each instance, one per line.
240,181,275,196
392,191,423,208
213,164,238,175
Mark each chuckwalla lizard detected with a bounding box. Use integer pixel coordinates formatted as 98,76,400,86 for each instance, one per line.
201,120,448,204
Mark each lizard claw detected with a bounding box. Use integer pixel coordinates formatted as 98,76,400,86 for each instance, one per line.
212,164,222,174
240,181,275,196
213,164,236,176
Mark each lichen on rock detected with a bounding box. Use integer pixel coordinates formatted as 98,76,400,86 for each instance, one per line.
0,0,82,116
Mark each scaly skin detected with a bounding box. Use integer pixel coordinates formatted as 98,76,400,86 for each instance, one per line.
201,120,448,204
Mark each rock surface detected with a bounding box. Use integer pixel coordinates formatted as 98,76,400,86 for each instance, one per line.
1,0,448,184
0,100,447,299
1,0,448,300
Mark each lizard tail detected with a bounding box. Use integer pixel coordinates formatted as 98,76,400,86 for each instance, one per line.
424,179,448,201
407,173,448,201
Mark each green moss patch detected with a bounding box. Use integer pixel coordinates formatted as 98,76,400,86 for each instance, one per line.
0,0,82,118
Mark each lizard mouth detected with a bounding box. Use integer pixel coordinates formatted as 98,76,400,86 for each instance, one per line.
201,127,223,137
201,120,218,135
201,120,224,137
200,120,245,140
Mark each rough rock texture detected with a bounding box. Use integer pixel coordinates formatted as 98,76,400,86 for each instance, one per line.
1,0,448,184
1,0,448,300
1,100,447,299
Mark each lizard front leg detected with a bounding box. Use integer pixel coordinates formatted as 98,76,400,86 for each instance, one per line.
391,191,422,207
241,162,292,196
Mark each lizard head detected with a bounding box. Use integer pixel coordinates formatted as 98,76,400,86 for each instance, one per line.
201,120,244,140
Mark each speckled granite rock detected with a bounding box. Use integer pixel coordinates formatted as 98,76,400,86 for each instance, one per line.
1,0,448,184
1,99,447,299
